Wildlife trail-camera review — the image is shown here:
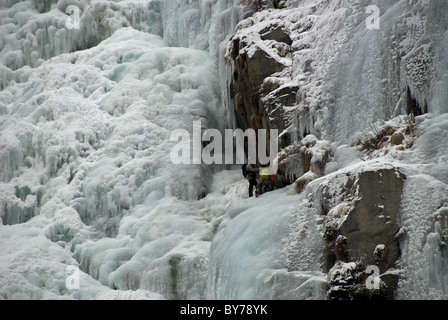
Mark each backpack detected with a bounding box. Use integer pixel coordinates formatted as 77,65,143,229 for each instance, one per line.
242,164,249,178
259,168,270,180
255,179,272,197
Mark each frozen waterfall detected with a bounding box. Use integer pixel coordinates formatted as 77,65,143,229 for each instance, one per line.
1,0,448,302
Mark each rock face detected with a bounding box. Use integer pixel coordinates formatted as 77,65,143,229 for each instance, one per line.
230,18,292,138
277,134,332,190
228,16,319,186
340,169,404,271
323,167,406,299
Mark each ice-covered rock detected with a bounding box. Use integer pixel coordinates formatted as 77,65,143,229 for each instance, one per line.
226,0,448,150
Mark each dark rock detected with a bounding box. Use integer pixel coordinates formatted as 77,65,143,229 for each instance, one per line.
390,132,405,145
324,167,406,299
231,36,288,140
327,261,397,300
340,169,405,273
240,0,285,11
406,86,428,117
260,21,292,45
247,49,286,88
228,14,297,164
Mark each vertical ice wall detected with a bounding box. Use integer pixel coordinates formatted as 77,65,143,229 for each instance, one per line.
206,182,328,300
316,0,445,142
161,0,250,129
395,114,448,299
427,0,448,115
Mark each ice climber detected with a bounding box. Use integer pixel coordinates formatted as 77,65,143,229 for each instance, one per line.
255,166,274,197
242,162,259,198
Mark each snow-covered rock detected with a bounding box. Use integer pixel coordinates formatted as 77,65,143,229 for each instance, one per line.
227,0,448,149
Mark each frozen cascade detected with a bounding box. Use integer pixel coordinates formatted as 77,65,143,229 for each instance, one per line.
396,114,448,299
1,0,448,301
286,0,448,143
207,183,328,300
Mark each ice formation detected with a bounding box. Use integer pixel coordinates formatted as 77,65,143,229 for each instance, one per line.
0,0,447,300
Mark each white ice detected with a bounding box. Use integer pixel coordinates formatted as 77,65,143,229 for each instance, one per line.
1,0,448,301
